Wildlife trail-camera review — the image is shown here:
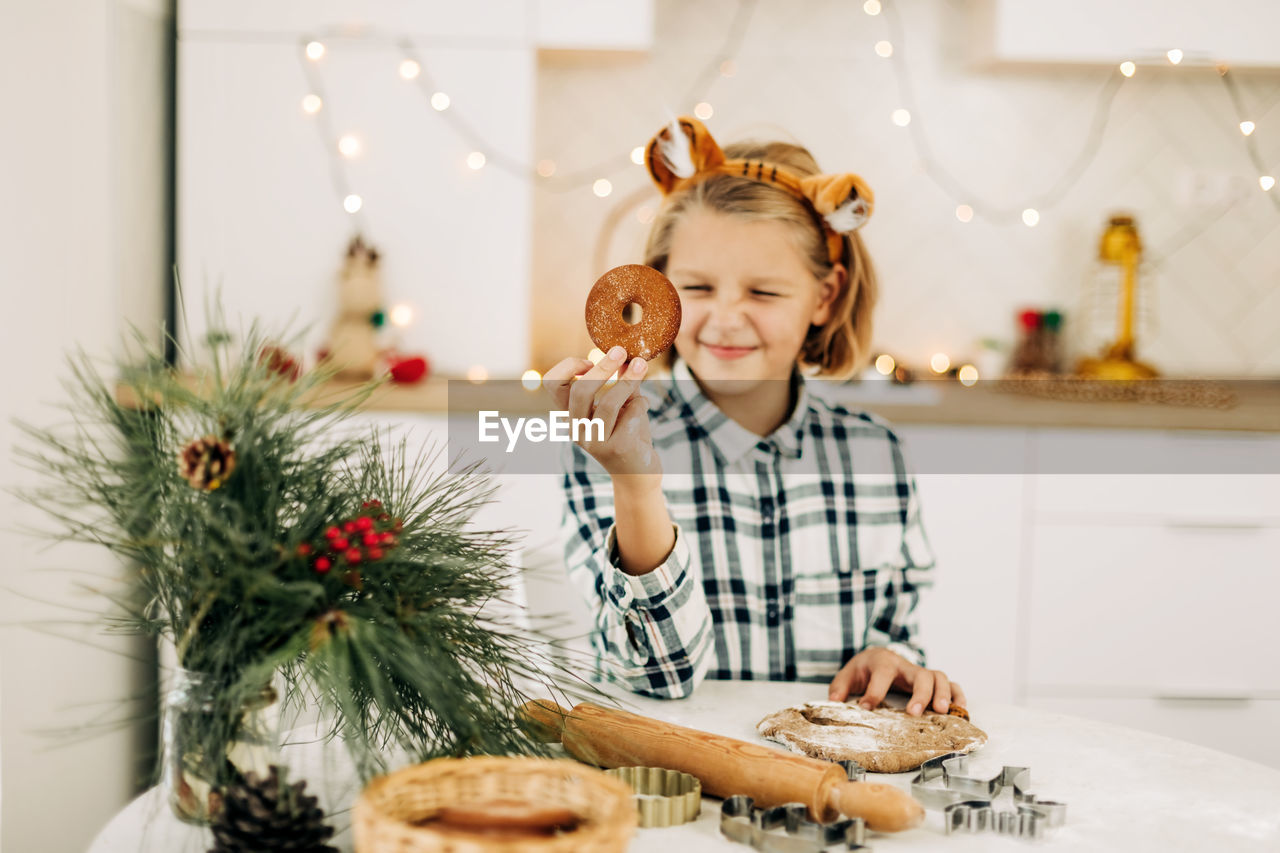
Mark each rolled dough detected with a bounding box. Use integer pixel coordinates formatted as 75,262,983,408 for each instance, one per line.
757,701,988,773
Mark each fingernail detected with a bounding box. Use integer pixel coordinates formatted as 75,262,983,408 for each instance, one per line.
940,700,950,713
828,691,839,701
909,703,923,715
608,345,626,361
630,357,646,375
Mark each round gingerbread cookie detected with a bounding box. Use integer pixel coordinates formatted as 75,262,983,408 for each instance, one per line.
585,264,681,361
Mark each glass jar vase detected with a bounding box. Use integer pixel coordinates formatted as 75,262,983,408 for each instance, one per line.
160,668,279,824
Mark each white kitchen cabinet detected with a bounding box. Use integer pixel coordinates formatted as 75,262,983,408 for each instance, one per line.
911,473,1025,706
1022,429,1280,768
900,427,1030,706
180,1,529,37
533,0,653,52
1025,520,1280,695
1031,429,1280,522
1025,695,1280,770
970,0,1280,68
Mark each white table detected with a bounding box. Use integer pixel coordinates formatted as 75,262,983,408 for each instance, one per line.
89,680,1280,852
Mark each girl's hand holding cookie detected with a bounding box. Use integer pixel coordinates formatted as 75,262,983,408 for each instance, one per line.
542,345,660,478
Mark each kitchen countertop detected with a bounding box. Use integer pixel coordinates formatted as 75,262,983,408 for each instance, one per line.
315,376,1280,433
89,680,1280,852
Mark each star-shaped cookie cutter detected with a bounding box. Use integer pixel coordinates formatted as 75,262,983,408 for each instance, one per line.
720,761,870,853
910,752,1067,840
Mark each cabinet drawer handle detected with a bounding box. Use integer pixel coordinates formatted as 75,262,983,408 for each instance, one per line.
1155,694,1252,704
1162,519,1267,531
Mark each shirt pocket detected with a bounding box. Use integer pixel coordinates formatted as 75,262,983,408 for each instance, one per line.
803,477,910,577
790,520,904,583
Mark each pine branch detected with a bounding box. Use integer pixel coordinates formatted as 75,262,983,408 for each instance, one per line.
17,315,589,791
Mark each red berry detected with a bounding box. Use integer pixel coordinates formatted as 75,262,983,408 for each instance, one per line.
380,532,395,546
356,516,373,531
344,548,362,565
388,355,428,384
393,520,403,533
362,532,379,547
332,537,349,551
297,543,313,556
361,501,371,509
314,556,332,573
258,345,301,382
369,499,382,508
377,513,390,521
343,521,357,534
368,548,384,561
324,526,341,540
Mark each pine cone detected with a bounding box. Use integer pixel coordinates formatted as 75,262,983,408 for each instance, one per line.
209,766,337,853
179,435,236,490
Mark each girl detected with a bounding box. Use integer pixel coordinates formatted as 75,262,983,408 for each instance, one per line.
543,118,964,717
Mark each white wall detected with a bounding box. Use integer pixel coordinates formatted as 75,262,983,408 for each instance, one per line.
0,0,170,849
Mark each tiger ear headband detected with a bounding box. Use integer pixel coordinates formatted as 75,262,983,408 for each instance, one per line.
644,116,874,265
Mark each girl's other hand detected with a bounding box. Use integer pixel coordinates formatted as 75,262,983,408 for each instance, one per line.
827,646,967,717
542,346,660,478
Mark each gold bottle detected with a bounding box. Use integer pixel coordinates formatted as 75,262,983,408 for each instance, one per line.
1076,215,1158,379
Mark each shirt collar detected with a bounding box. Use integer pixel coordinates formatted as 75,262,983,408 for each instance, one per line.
668,357,809,466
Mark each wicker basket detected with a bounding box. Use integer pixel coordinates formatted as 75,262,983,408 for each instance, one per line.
354,757,638,853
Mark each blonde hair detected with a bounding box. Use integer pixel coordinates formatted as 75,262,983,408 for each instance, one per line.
642,139,878,379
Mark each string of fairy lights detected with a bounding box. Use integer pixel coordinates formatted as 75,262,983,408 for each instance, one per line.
286,0,1274,383
296,1,1275,221
295,0,757,205
875,0,1279,226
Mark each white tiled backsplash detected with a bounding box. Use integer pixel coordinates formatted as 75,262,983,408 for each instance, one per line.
532,0,1280,376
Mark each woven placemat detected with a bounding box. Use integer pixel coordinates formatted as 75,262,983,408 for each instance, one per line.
999,373,1237,409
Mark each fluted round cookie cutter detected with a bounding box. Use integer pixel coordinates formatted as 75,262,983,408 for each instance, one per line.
604,766,702,827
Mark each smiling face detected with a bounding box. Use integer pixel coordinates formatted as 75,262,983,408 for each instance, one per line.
666,207,842,398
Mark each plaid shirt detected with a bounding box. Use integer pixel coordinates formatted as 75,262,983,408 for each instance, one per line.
560,358,935,699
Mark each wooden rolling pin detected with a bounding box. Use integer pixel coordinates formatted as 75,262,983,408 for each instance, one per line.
522,700,924,833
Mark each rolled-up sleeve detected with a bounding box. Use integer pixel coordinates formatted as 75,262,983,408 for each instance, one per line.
560,445,714,698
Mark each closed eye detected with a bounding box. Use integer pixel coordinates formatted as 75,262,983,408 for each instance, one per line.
679,284,711,293
752,289,782,298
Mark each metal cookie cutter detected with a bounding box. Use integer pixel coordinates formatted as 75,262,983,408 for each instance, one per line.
910,752,1066,840
719,760,870,853
604,766,701,827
